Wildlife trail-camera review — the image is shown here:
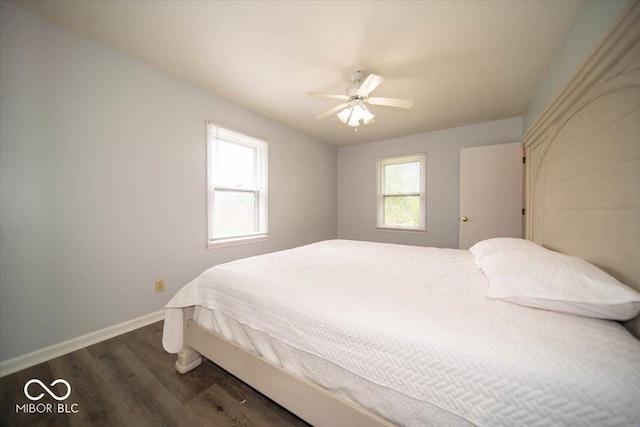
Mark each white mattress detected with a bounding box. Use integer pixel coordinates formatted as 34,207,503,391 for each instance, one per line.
163,239,640,427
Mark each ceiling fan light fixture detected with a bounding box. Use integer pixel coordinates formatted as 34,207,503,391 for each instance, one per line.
343,104,374,127
361,106,375,124
350,104,365,123
337,107,352,124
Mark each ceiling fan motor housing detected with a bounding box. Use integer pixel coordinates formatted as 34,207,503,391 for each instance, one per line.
346,71,365,98
350,70,364,84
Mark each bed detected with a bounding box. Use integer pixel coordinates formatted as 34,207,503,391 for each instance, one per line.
163,239,640,426
163,4,640,426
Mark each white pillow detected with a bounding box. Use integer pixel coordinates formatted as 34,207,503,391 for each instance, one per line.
478,248,640,320
469,237,543,264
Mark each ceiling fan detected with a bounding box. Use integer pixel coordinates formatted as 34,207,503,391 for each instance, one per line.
307,71,414,130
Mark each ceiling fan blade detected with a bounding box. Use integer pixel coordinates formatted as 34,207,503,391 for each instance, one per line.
307,92,349,101
357,74,384,96
367,97,414,109
315,103,349,120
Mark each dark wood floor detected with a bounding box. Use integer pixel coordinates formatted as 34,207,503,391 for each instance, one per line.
0,321,310,427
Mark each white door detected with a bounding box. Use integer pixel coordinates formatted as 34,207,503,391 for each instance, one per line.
459,142,523,249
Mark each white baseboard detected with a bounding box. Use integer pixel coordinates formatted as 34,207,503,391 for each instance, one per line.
0,310,165,378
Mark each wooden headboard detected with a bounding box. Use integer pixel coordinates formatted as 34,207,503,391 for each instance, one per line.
523,2,640,337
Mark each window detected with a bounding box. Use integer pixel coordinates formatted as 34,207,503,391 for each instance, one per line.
207,122,268,248
376,154,426,231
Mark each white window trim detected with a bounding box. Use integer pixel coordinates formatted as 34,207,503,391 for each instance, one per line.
207,233,270,249
206,121,269,249
376,153,426,232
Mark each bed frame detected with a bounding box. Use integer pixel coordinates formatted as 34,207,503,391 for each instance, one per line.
176,306,395,427
174,3,640,426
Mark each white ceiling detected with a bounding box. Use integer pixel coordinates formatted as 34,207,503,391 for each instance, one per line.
13,0,584,146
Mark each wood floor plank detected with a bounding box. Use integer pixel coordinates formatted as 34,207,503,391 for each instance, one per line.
49,347,148,427
217,370,309,427
91,344,183,426
0,322,310,427
116,321,226,404
113,343,205,426
185,383,258,427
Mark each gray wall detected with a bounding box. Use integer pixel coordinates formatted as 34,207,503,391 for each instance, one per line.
522,0,630,134
0,3,337,362
337,117,522,249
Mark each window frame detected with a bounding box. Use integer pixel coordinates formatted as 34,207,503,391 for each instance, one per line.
207,121,269,249
376,153,426,232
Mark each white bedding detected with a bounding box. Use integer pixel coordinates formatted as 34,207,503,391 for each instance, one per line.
163,239,640,426
190,306,472,426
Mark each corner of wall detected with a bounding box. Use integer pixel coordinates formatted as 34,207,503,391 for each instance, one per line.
522,0,630,135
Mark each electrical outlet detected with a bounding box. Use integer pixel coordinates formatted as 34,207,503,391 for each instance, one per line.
155,280,164,293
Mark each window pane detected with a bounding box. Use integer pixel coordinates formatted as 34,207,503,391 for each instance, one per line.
384,161,420,193
214,190,257,238
217,140,256,187
384,195,420,227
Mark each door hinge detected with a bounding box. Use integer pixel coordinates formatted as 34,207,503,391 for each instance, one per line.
523,156,526,164
522,208,526,215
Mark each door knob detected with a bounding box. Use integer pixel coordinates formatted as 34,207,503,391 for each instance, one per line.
461,216,468,222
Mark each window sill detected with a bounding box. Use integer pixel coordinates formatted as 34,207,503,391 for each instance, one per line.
207,234,270,249
376,227,426,234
